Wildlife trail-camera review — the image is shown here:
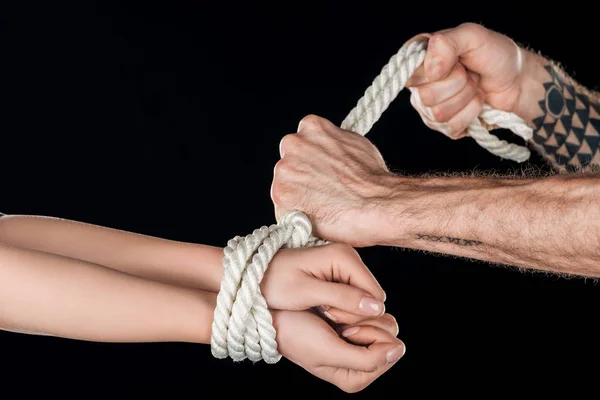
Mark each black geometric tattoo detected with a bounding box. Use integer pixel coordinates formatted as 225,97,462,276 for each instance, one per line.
530,64,600,172
415,234,483,246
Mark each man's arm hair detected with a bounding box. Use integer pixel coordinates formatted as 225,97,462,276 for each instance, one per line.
375,169,600,278
521,50,600,172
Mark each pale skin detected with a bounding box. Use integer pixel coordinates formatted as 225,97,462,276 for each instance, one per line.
0,215,404,393
272,23,600,278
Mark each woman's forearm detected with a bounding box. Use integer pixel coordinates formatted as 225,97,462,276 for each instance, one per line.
0,215,224,291
0,242,216,343
376,173,600,277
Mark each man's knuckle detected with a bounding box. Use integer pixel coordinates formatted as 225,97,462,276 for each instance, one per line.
446,125,465,139
458,22,483,34
270,182,286,206
431,105,450,122
419,88,435,107
280,134,301,154
447,116,469,137
273,160,284,177
341,381,366,394
274,159,292,176
298,114,322,131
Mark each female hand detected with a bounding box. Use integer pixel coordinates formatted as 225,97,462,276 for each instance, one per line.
273,309,404,393
261,243,387,324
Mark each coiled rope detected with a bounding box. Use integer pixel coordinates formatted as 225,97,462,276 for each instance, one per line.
210,37,533,363
211,211,328,363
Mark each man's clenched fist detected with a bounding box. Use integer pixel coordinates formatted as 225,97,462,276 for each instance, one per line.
271,115,393,247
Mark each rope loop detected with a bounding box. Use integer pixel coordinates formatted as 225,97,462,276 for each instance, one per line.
211,210,327,363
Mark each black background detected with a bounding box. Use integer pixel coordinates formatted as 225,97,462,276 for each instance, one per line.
2,1,598,397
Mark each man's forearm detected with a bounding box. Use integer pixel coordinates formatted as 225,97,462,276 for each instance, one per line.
518,49,600,171
376,173,600,277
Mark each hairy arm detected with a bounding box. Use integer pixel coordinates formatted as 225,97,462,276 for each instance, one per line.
0,242,216,343
517,51,600,171
375,172,600,277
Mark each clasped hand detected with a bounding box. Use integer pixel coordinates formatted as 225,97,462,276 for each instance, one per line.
258,243,404,393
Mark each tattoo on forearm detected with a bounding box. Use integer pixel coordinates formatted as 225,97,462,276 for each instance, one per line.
531,63,600,172
415,234,483,246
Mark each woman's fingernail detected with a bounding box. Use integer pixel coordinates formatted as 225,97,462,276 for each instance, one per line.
342,326,360,337
318,305,330,312
359,297,384,315
323,311,338,322
386,345,406,364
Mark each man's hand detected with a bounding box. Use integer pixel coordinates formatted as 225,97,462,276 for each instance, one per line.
405,22,533,139
273,309,404,393
271,115,392,247
270,113,600,277
261,243,386,324
406,22,600,172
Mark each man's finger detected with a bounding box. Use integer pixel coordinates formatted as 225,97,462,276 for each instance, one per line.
425,23,488,82
404,33,431,87
269,180,285,221
423,34,457,82
405,64,427,87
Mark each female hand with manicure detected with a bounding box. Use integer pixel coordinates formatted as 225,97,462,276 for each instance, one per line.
272,309,404,393
0,214,403,392
260,243,387,324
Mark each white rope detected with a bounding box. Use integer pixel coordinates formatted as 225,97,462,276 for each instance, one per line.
210,37,535,364
211,211,328,363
